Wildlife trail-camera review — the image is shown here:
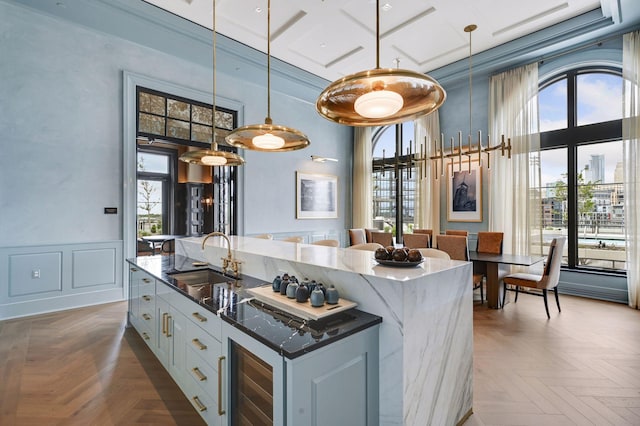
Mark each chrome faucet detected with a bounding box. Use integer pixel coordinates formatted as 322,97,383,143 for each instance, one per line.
201,232,241,277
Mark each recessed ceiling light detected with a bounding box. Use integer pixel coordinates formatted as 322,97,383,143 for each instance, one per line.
255,7,262,13
320,43,326,48
382,3,392,11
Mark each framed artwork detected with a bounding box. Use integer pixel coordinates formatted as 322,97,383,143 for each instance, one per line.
447,161,482,222
296,172,338,219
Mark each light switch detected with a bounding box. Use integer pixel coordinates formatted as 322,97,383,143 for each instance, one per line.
32,269,41,279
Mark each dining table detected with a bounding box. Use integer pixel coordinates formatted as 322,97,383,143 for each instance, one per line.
468,251,546,309
141,234,179,255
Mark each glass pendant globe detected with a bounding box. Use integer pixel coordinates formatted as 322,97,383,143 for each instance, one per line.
201,155,228,166
354,89,404,119
253,133,285,150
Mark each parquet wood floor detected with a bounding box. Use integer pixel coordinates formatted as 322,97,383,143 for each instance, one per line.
0,302,205,426
1,295,638,425
464,294,640,426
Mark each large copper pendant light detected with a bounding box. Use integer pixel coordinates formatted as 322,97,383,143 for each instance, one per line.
179,0,245,167
316,0,446,126
225,0,310,152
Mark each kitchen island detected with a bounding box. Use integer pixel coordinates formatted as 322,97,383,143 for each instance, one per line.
177,235,473,426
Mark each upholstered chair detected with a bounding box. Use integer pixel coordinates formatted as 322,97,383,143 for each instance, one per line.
253,233,273,240
364,228,378,243
436,235,469,261
370,232,394,247
160,239,175,254
418,248,451,260
445,229,469,237
312,239,340,247
349,229,367,246
413,229,433,247
347,242,384,251
282,236,304,243
402,233,430,249
472,232,505,303
502,237,567,319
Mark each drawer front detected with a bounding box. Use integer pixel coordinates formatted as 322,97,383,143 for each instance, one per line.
136,319,156,350
186,320,222,368
182,373,222,426
172,294,222,338
186,345,221,398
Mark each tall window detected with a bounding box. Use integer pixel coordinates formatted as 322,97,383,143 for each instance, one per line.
136,87,239,236
539,67,625,272
372,122,417,241
137,150,172,237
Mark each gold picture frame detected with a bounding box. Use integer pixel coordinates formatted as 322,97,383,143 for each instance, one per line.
447,161,482,222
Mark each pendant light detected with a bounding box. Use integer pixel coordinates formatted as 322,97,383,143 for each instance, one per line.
316,0,446,126
225,0,310,152
179,0,245,167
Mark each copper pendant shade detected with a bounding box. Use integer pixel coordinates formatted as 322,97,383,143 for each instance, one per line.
179,0,244,167
316,0,446,126
225,0,310,152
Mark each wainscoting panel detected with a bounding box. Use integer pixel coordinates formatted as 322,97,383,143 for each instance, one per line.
8,251,63,297
0,241,123,320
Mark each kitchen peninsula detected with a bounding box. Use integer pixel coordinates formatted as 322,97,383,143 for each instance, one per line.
178,235,473,426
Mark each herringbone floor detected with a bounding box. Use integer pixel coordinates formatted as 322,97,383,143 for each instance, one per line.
0,302,205,426
1,295,638,425
465,294,640,426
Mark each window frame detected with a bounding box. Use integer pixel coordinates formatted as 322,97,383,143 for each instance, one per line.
539,66,624,274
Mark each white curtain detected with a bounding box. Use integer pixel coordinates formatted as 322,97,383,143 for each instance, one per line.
353,127,373,229
488,63,541,256
623,31,640,309
414,112,441,236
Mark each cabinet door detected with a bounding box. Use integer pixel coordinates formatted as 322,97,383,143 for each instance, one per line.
285,326,380,426
156,297,171,367
222,322,284,426
128,266,141,327
168,306,187,385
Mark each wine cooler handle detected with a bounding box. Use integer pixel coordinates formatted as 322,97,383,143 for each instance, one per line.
218,356,226,416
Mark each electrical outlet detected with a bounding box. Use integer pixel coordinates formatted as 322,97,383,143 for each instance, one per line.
32,269,41,279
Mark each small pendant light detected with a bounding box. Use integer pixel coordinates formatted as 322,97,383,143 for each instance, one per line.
179,0,245,167
225,0,310,152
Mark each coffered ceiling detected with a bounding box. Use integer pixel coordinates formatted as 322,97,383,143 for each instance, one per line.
142,0,605,81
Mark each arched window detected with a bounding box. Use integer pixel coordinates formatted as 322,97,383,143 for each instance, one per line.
538,67,625,272
371,121,417,240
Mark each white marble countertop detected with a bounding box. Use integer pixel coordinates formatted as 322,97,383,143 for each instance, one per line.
179,235,468,282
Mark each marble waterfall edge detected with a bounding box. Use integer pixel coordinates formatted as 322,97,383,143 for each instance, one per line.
175,236,473,425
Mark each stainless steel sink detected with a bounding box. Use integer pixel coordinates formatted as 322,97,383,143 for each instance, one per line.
168,269,234,300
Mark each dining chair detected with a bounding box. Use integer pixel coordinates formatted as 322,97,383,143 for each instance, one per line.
370,231,393,247
364,228,378,243
160,239,175,254
349,229,367,246
436,235,469,261
253,233,273,240
347,242,384,251
312,239,340,247
137,238,153,256
501,237,567,319
446,229,469,237
472,232,505,303
413,229,433,247
282,236,304,243
418,248,451,260
402,233,430,249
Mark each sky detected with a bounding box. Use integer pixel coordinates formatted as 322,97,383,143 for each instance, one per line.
539,72,623,186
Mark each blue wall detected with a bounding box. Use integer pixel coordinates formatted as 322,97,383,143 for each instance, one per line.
0,0,353,248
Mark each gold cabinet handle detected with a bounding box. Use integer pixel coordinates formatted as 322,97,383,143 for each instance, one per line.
142,313,151,321
192,367,207,382
192,396,207,412
166,315,172,337
142,295,151,302
192,312,207,322
218,356,225,415
130,267,138,272
192,338,207,351
142,332,150,340
142,278,152,283
162,313,167,335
